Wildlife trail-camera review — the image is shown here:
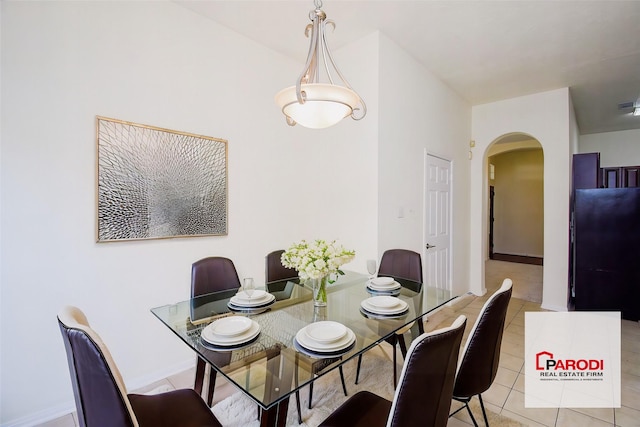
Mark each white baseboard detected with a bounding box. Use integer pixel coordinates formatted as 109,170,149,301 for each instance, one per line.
1,359,195,427
446,292,474,307
540,302,568,312
1,402,76,427
126,358,195,392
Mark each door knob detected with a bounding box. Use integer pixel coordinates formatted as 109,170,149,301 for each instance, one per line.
425,243,436,249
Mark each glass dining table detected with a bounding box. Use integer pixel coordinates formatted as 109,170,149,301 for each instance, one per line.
151,271,454,427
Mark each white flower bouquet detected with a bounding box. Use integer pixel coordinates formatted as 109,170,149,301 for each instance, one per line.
281,239,356,280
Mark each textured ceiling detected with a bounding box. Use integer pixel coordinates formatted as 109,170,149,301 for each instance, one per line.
176,0,640,135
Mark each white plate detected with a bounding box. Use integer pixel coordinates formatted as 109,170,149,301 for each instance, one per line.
366,296,401,309
366,286,400,295
208,316,252,337
359,307,408,319
367,281,401,291
304,321,347,344
361,298,408,315
227,302,272,314
294,339,355,358
371,277,395,286
233,290,267,301
230,292,275,307
202,320,260,345
295,327,355,352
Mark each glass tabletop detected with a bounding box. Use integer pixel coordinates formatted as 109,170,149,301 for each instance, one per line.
150,271,453,410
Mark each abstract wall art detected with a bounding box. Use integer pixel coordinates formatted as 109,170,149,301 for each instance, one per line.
96,116,228,242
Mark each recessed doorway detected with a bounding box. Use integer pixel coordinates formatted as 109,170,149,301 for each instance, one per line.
486,134,544,303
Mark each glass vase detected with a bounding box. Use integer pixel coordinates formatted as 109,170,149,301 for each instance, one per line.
310,275,328,307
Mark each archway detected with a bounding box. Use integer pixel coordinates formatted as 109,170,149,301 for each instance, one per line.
485,133,544,302
469,88,573,312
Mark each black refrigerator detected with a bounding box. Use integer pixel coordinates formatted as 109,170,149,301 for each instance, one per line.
573,188,640,321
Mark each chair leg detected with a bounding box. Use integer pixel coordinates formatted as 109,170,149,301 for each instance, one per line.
293,357,303,424
478,394,490,427
295,390,303,424
206,368,217,407
338,366,348,396
393,341,398,388
194,357,206,396
305,366,346,418
355,354,363,384
464,400,479,427
397,333,408,358
450,397,478,427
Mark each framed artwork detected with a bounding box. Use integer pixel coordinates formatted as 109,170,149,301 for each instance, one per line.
96,116,228,242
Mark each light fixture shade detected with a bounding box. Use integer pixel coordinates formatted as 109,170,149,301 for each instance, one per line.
275,2,366,129
275,83,360,129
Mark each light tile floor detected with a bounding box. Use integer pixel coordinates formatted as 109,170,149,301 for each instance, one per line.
40,260,640,427
440,260,640,427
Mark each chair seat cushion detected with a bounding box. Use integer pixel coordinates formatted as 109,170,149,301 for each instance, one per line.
129,389,222,427
319,390,391,427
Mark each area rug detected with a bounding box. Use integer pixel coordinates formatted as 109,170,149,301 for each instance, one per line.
211,345,526,426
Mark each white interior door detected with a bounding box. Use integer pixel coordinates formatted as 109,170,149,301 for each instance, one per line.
424,154,452,290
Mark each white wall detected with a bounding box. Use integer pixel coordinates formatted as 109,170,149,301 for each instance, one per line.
471,88,573,312
579,129,640,167
314,32,380,271
377,34,471,297
0,1,379,424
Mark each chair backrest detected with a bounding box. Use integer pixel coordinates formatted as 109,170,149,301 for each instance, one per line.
58,306,138,427
453,278,513,398
387,315,467,427
191,257,241,297
378,249,423,283
265,249,297,282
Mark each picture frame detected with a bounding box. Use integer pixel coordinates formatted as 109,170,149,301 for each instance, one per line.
96,116,228,242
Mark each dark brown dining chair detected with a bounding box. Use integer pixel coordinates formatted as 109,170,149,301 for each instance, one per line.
449,278,513,427
58,306,222,427
265,249,297,282
355,248,423,387
378,249,423,283
191,256,242,406
319,315,467,427
265,249,347,424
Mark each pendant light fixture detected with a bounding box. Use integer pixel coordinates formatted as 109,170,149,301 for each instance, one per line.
275,0,366,129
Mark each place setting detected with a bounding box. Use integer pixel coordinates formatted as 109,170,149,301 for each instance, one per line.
360,295,409,319
227,278,276,314
294,320,356,358
366,276,402,295
200,315,261,350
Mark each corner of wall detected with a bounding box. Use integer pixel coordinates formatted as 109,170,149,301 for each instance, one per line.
471,89,573,311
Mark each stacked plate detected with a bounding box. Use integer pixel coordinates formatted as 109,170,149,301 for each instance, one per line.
360,295,409,318
201,315,261,349
367,277,401,294
294,321,356,358
227,290,275,312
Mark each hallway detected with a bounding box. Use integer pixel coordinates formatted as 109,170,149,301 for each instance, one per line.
485,259,543,304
